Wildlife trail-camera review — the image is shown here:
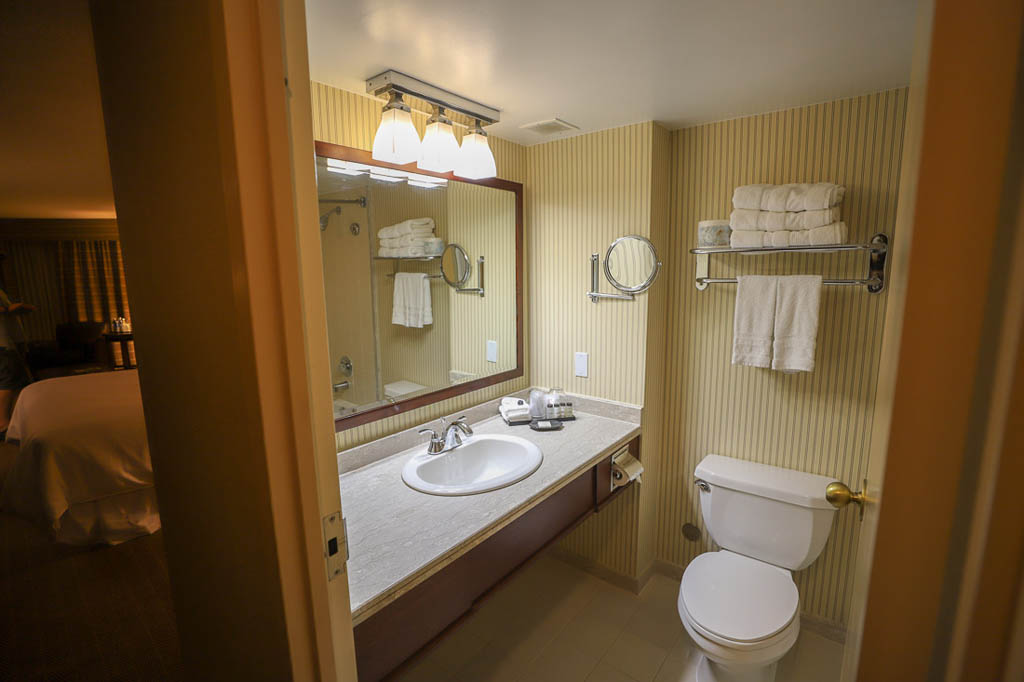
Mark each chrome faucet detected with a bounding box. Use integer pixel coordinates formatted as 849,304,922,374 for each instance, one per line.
442,415,473,451
418,416,474,455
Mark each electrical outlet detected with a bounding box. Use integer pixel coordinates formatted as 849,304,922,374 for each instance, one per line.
486,340,498,363
574,352,589,378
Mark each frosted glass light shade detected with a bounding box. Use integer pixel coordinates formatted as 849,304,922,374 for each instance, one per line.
454,130,497,180
417,120,460,173
372,108,420,164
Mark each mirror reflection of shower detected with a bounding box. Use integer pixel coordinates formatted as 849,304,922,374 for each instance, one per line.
319,196,367,231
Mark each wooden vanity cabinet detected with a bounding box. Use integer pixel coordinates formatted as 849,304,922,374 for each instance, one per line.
353,437,638,681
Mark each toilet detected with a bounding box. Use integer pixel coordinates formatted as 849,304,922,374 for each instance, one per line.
678,454,838,682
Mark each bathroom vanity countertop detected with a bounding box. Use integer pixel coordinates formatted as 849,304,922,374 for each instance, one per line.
338,411,640,623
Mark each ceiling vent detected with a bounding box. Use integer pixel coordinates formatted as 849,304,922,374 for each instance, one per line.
519,118,580,135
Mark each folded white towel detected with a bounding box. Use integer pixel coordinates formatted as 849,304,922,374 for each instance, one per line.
731,207,841,231
380,235,430,248
730,230,768,249
499,404,532,423
378,218,436,239
789,230,810,246
733,276,777,368
768,231,792,248
501,397,527,408
399,246,426,258
772,276,822,373
391,272,433,328
763,183,846,212
378,247,399,257
732,184,773,210
808,222,848,246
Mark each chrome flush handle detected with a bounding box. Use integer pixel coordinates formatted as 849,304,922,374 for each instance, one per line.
695,479,710,493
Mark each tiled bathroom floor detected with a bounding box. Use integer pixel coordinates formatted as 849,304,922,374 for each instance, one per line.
385,551,843,682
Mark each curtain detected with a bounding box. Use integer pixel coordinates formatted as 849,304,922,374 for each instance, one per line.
58,240,134,366
0,240,64,342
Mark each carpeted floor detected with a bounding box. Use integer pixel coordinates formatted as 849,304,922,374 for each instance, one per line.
0,502,182,681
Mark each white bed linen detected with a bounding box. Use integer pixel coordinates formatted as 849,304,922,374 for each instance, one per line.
0,370,159,544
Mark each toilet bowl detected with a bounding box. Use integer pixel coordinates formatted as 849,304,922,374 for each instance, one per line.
678,455,840,682
678,551,800,682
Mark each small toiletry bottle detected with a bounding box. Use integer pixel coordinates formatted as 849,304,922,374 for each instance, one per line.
546,402,556,419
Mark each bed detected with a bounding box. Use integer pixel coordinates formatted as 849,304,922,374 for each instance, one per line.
0,370,159,545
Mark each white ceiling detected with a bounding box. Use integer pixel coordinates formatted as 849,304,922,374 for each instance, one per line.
306,0,917,146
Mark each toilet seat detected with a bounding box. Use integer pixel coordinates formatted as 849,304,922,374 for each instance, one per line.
680,551,799,646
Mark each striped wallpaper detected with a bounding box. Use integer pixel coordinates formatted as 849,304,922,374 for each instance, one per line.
446,182,518,378
525,122,671,576
657,89,909,629
310,82,529,451
369,182,451,391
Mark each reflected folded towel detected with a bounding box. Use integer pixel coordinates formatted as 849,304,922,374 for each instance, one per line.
772,276,823,373
732,275,777,368
730,230,768,249
378,218,436,239
380,235,430,247
391,272,433,328
423,238,445,255
808,222,848,246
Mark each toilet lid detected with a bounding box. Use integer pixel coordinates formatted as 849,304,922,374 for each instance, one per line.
681,551,799,643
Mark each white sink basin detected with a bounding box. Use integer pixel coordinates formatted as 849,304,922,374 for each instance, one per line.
402,434,543,496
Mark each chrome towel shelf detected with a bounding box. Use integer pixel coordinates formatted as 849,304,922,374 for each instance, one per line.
690,233,889,293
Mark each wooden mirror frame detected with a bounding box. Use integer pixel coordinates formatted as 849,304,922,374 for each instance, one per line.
314,141,524,432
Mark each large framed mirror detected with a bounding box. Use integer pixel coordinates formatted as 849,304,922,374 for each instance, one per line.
314,141,523,430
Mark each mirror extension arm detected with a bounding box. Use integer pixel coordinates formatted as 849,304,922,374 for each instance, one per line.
587,253,634,302
455,256,485,297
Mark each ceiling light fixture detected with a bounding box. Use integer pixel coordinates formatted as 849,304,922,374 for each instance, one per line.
371,90,420,165
408,180,443,189
367,71,500,180
369,172,404,183
417,106,460,173
454,119,497,180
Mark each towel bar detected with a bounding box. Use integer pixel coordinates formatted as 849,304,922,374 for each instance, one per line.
691,233,888,293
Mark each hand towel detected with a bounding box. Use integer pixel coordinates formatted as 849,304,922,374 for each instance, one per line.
501,397,527,408
772,275,822,372
499,404,531,424
808,222,848,246
732,184,773,210
768,231,792,248
730,230,768,249
391,273,433,328
732,275,777,368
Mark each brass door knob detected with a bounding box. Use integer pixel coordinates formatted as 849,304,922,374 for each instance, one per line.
826,480,868,520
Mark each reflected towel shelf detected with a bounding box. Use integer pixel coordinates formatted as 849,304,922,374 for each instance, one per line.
372,256,442,261
690,233,889,293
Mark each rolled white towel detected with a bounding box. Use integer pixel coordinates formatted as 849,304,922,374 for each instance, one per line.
730,230,768,249
808,222,848,246
789,230,811,246
732,184,772,210
378,247,399,257
768,231,792,248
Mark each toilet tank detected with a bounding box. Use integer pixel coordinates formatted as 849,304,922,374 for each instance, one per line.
695,454,838,571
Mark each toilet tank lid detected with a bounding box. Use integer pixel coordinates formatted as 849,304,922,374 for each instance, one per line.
695,455,836,510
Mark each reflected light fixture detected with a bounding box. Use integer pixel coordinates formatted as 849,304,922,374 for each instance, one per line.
371,90,420,165
417,106,460,173
454,119,497,180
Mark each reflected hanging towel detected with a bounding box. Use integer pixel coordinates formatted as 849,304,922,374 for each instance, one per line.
392,273,433,328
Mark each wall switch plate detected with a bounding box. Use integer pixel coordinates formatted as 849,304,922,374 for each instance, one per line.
486,340,498,363
574,352,589,378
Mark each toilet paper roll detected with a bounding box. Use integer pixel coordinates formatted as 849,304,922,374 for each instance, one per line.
611,452,644,489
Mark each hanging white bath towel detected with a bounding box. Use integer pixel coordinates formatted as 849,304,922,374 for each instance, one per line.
392,272,433,328
772,275,822,373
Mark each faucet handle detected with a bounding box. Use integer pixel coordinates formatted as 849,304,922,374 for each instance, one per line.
453,415,473,435
418,428,445,454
